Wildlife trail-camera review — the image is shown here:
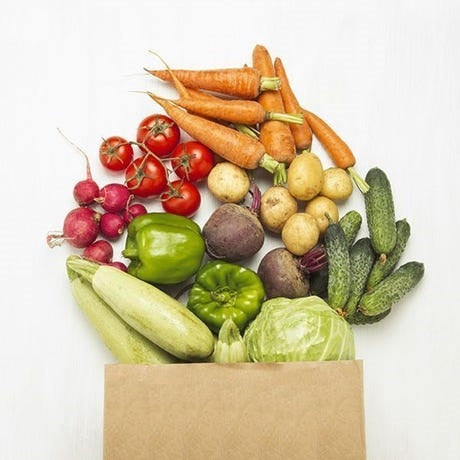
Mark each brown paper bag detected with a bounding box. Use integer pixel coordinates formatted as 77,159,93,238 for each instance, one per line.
104,361,366,460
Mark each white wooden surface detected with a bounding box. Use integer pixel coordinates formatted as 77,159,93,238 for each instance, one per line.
1,0,459,458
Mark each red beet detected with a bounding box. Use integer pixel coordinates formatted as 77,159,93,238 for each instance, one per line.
122,203,148,224
47,207,100,248
108,261,128,272
82,240,113,263
100,212,126,239
96,184,131,212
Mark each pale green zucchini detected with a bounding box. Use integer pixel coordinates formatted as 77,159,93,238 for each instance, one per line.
66,256,215,361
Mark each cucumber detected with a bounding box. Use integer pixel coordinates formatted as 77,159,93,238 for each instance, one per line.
347,309,391,325
365,168,397,258
343,238,375,317
325,221,351,312
66,256,215,361
367,219,411,290
360,261,424,316
338,210,362,247
69,273,178,364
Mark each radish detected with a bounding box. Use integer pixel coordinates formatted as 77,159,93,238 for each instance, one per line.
47,207,101,248
82,240,113,264
100,212,126,239
122,203,148,224
108,261,128,272
96,183,131,212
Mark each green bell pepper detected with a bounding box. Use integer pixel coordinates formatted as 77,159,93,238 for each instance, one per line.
187,261,265,333
122,213,205,285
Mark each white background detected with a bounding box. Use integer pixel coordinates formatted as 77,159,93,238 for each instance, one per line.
1,0,459,459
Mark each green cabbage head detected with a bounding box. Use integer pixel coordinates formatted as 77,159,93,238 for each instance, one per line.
243,296,355,362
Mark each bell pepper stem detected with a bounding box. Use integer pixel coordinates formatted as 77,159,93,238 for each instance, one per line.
121,248,138,259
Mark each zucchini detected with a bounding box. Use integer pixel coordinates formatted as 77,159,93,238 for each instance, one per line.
69,272,178,364
347,309,391,325
367,219,411,290
343,238,375,317
338,210,362,247
325,221,351,312
360,261,424,316
365,168,397,258
66,256,215,361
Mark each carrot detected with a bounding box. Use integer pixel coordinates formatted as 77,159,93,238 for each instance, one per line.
300,108,369,193
252,44,296,164
145,67,280,99
146,92,286,183
274,57,313,151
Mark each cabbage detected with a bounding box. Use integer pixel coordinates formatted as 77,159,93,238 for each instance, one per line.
243,296,355,362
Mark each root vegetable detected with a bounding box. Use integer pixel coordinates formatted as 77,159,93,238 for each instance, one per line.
47,207,100,249
281,213,320,256
305,196,339,234
320,167,353,201
97,184,131,213
287,152,324,201
259,186,297,233
100,213,126,240
108,261,128,272
122,203,148,224
82,240,113,264
207,162,250,203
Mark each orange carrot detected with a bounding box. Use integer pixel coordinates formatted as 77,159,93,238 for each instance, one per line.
274,57,313,151
145,67,280,99
301,108,369,193
252,45,296,164
147,92,286,182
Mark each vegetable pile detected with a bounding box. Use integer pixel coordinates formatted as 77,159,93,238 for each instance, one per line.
48,44,424,365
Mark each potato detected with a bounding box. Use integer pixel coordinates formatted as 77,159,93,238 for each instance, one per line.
305,196,339,234
281,213,320,256
320,167,353,201
287,152,323,201
260,186,298,233
207,162,250,203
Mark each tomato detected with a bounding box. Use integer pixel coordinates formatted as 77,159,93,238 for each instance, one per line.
99,136,134,171
125,155,168,198
136,114,180,157
171,141,214,182
161,180,201,217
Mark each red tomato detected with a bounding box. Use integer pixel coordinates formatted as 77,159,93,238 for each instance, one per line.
161,180,201,217
171,141,214,182
125,155,168,198
99,136,134,171
136,114,180,157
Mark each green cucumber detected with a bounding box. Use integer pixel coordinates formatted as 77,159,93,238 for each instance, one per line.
367,219,411,290
325,221,351,312
365,168,397,259
347,309,391,325
343,238,375,317
360,261,424,316
338,210,362,247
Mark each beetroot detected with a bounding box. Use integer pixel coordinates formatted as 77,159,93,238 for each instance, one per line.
97,183,131,212
122,203,148,224
47,207,100,248
82,240,113,264
100,212,126,239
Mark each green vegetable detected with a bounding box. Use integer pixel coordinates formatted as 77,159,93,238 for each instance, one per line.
343,238,375,317
68,270,178,364
360,261,424,316
367,219,411,290
365,167,397,259
347,309,391,325
66,256,215,361
214,319,249,363
338,210,362,247
325,221,351,312
122,212,205,285
244,296,355,362
187,261,265,333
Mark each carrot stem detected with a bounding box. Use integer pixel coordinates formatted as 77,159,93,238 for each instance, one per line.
347,167,370,194
259,154,287,185
232,124,260,139
266,111,304,124
260,76,281,91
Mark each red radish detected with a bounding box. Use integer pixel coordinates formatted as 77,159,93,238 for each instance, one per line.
47,207,100,248
57,128,100,205
122,203,148,224
100,212,126,239
108,261,128,272
82,240,113,264
96,184,131,212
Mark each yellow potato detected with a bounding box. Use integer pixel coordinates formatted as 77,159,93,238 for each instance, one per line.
260,186,298,233
305,196,339,234
207,162,250,203
320,167,353,201
287,152,324,201
281,213,320,256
